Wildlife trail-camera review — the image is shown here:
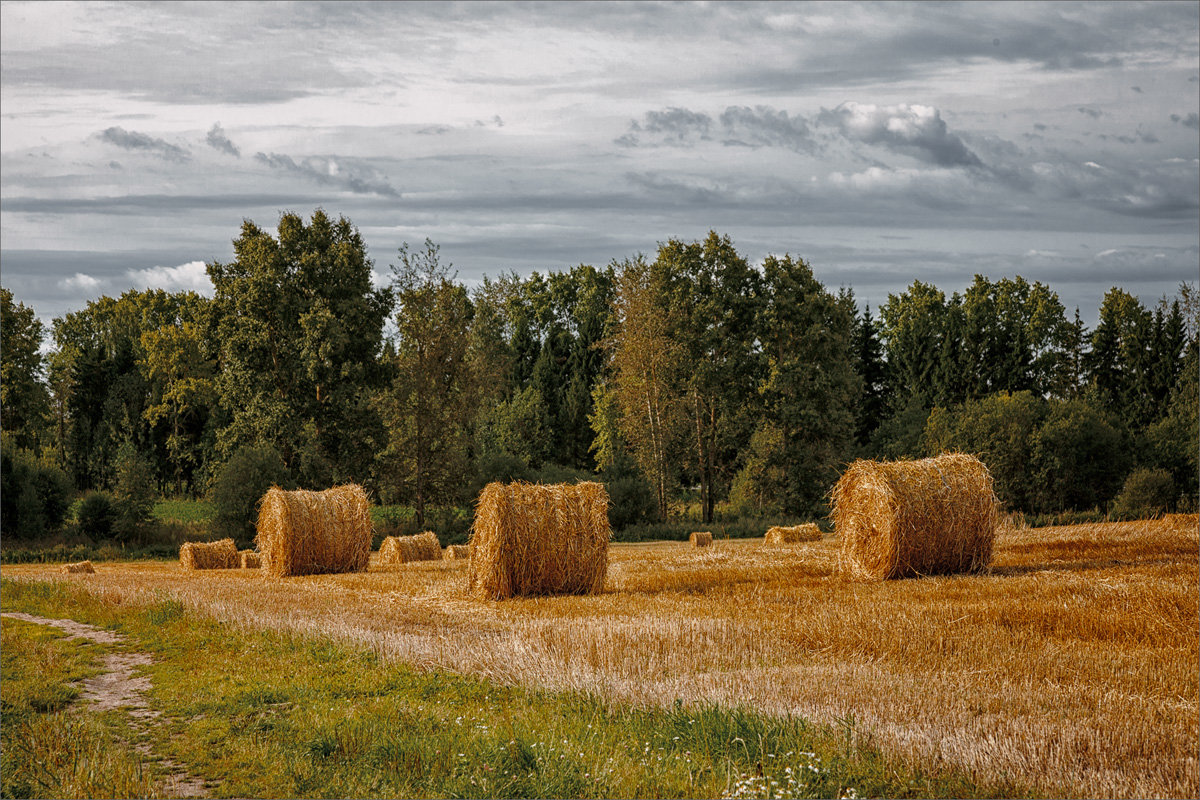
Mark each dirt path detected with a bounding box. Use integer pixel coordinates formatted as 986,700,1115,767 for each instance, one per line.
1,611,210,799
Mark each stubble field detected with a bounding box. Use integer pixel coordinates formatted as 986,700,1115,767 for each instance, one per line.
3,517,1197,798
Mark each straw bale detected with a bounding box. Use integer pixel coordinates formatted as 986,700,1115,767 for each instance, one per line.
255,485,371,577
180,538,239,570
469,481,610,600
240,550,261,569
689,531,713,548
443,544,470,560
765,523,822,544
61,560,95,575
379,531,442,565
832,453,999,581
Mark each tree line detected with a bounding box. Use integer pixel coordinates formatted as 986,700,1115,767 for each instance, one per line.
3,209,1196,540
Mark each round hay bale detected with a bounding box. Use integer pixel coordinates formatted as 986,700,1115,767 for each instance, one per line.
180,538,239,570
443,544,470,560
764,524,822,545
379,531,442,565
61,560,95,575
240,550,261,569
469,481,610,600
689,531,713,548
255,485,371,577
832,453,1000,581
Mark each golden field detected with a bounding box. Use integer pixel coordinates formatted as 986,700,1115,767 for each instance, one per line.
3,517,1197,798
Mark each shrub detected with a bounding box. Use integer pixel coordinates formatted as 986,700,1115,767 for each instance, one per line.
1110,468,1176,520
209,444,292,547
76,491,115,539
0,445,71,539
111,442,156,544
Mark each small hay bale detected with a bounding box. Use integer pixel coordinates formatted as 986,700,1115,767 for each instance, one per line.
832,453,1000,581
379,531,442,565
764,523,822,544
689,531,713,547
469,481,610,600
255,485,371,578
180,538,239,570
443,544,470,560
61,560,95,575
240,550,261,569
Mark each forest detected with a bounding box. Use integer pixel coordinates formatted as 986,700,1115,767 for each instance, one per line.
2,209,1197,543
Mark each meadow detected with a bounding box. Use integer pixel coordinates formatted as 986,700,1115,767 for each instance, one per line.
2,516,1196,798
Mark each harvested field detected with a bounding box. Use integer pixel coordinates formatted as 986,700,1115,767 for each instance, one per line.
3,519,1196,799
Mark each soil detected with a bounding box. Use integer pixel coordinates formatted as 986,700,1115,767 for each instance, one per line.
1,611,211,799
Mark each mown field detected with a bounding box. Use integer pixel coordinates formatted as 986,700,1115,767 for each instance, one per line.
2,517,1197,799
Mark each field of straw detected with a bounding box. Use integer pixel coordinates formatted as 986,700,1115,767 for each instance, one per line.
4,517,1196,798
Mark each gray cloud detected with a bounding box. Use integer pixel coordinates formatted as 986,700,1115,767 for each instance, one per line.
1077,107,1103,119
205,123,240,157
1171,113,1200,130
618,105,815,153
254,152,399,197
98,126,189,161
816,103,982,168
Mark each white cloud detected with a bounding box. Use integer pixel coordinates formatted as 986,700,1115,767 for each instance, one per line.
125,260,212,294
59,272,101,290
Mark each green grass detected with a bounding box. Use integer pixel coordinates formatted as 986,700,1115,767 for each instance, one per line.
152,498,215,524
1,616,161,799
0,578,1027,799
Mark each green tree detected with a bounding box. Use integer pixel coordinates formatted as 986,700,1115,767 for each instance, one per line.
111,440,156,543
0,288,50,451
376,240,477,523
140,321,216,495
1029,398,1128,513
209,444,291,546
1086,288,1153,427
207,210,392,486
880,280,947,410
851,304,889,447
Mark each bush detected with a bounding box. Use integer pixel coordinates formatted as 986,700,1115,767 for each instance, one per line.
0,444,71,539
209,444,292,547
111,442,157,544
1110,468,1176,520
76,491,115,539
470,452,533,499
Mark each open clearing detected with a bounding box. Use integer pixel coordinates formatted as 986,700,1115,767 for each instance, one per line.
4,518,1197,798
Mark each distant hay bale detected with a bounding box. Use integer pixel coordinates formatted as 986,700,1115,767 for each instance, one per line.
61,560,95,575
443,544,470,560
832,453,999,581
180,538,238,570
689,531,713,548
255,485,371,578
379,531,442,565
240,550,261,569
469,481,610,600
765,523,821,544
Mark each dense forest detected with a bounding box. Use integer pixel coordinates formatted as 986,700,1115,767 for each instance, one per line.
3,210,1197,541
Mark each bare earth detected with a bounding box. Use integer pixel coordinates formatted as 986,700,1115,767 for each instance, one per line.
0,611,209,799
4,517,1197,798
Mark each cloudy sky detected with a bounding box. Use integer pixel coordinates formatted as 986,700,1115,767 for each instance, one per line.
2,1,1197,332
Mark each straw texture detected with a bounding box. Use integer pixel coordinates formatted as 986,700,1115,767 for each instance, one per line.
61,560,95,575
765,523,822,544
832,453,1000,581
255,485,371,577
469,481,610,600
379,531,442,565
443,544,470,560
689,531,713,548
180,538,239,570
240,550,261,569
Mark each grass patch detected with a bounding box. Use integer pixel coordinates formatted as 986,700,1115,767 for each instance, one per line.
152,498,215,524
0,578,1026,799
1,615,160,799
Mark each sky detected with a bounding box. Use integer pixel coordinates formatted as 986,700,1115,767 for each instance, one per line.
2,0,1198,335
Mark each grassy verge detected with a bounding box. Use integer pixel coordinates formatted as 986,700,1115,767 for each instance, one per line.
0,578,1027,799
1,616,161,799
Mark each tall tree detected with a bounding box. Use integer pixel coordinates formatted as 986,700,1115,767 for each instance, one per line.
376,240,477,523
207,210,392,486
1086,288,1153,428
880,280,947,410
0,288,50,450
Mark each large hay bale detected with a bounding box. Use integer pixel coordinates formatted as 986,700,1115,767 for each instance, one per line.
180,538,238,570
443,544,469,560
832,453,1000,581
469,481,609,600
255,485,371,577
765,523,822,544
61,560,95,575
379,531,442,565
240,550,261,569
689,531,713,548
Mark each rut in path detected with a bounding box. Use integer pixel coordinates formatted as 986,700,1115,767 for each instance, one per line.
1,611,210,799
